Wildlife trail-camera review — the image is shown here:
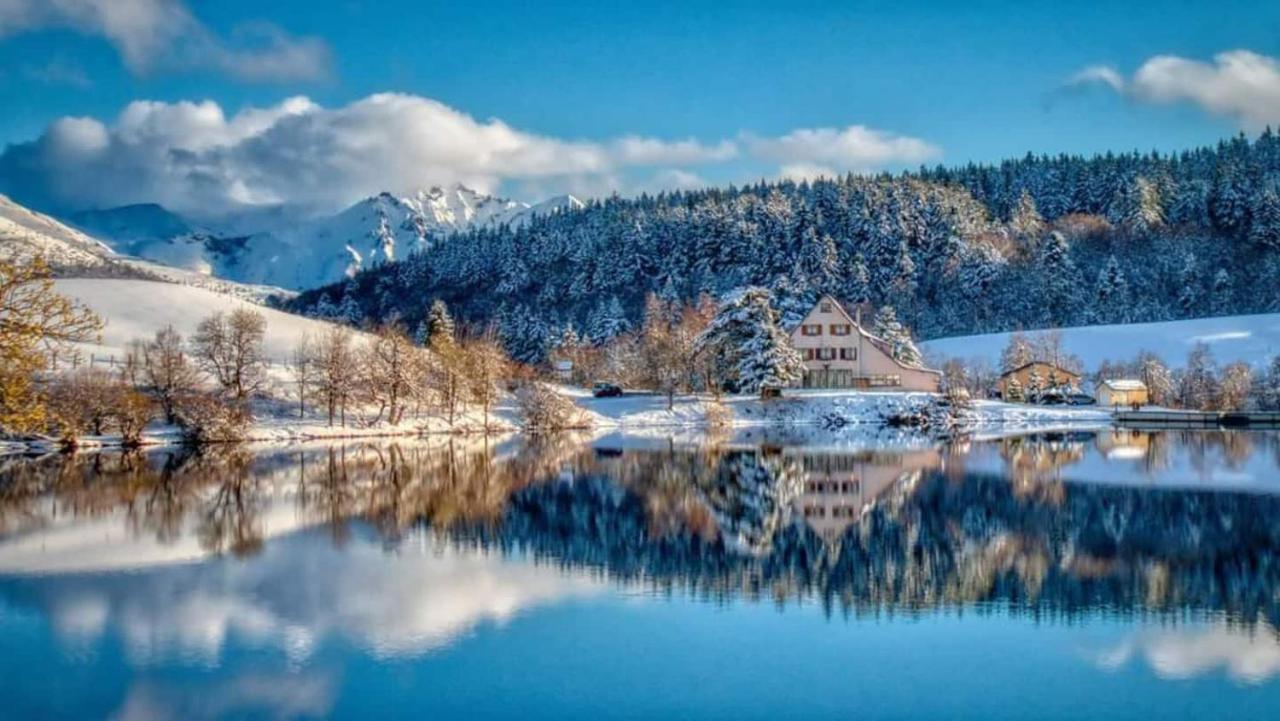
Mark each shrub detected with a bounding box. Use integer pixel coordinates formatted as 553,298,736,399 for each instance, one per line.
517,383,592,432
175,393,252,444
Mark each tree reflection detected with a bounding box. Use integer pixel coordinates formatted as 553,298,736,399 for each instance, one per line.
3,431,1280,627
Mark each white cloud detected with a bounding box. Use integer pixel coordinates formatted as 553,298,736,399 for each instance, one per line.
1067,50,1280,129
1066,64,1125,93
0,93,940,216
743,125,940,172
1095,624,1280,685
0,0,330,82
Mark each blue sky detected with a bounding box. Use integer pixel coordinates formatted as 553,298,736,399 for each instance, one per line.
0,0,1277,214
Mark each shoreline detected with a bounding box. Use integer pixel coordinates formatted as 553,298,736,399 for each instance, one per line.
1,390,1116,455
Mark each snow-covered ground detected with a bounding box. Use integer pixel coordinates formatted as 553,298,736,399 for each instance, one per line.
924,313,1280,369
54,278,333,363
566,388,1110,433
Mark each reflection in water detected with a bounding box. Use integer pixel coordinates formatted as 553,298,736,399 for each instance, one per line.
2,430,1280,703
2,431,1279,620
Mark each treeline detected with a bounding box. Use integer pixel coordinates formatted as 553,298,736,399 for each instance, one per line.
286,130,1280,363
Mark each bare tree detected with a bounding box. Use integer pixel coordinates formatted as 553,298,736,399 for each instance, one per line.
363,324,417,425
462,336,508,430
432,337,468,427
289,334,318,419
191,308,267,401
133,326,201,423
315,324,357,427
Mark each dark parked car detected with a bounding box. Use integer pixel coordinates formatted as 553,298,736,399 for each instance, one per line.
592,382,623,398
1066,393,1097,406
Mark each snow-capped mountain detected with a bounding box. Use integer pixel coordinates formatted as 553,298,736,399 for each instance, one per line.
1,194,116,269
0,194,286,303
59,184,584,290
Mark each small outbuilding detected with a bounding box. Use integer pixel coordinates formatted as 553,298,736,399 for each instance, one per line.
1098,379,1149,407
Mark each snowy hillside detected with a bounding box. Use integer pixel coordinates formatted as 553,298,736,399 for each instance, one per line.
60,184,586,290
54,278,341,362
923,313,1280,369
0,194,116,269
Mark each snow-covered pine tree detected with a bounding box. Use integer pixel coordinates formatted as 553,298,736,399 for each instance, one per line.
1009,190,1045,239
1176,252,1201,317
424,299,455,347
1210,268,1233,316
871,305,924,368
1093,255,1130,323
1249,183,1280,249
1035,232,1080,326
1109,175,1163,236
1005,376,1025,402
588,296,630,344
843,252,871,305
694,287,802,393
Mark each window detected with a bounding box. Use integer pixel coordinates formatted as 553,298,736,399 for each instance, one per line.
830,324,851,336
817,348,836,361
820,301,833,313
801,324,822,336
839,347,857,361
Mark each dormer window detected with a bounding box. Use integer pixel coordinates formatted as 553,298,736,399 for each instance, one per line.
820,301,833,313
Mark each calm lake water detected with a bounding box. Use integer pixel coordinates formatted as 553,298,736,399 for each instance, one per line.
2,429,1280,720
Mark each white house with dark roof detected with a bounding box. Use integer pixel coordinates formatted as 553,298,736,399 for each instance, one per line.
788,295,942,392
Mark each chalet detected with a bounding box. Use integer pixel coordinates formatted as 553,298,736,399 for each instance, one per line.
790,448,941,544
789,295,942,392
1097,379,1149,407
995,362,1081,398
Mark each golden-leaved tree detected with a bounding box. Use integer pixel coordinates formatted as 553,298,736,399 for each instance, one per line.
0,257,102,434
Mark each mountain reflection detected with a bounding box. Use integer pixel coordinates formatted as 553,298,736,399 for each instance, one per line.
2,430,1280,630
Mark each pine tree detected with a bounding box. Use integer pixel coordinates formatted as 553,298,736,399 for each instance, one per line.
1248,183,1280,249
424,299,456,347
871,305,924,368
1004,376,1025,402
1210,268,1233,316
588,296,630,344
1093,255,1130,323
843,252,871,305
1009,190,1045,239
1035,232,1080,326
694,287,802,393
1176,253,1201,317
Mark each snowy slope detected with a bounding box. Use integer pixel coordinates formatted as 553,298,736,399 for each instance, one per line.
923,313,1280,369
58,184,586,290
55,278,337,361
0,194,116,269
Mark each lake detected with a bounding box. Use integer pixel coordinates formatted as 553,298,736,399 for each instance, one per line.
2,429,1279,720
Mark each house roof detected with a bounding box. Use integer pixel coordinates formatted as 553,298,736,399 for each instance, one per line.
1100,379,1147,391
999,361,1081,379
797,294,942,376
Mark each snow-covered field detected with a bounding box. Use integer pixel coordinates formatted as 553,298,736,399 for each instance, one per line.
54,278,333,363
924,313,1280,369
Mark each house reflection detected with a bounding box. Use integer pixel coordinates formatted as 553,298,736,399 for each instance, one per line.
788,449,942,543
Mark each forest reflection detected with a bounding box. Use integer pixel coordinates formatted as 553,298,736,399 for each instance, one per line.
2,430,1279,626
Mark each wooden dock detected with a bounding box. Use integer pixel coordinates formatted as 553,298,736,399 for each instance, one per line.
1115,410,1280,428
